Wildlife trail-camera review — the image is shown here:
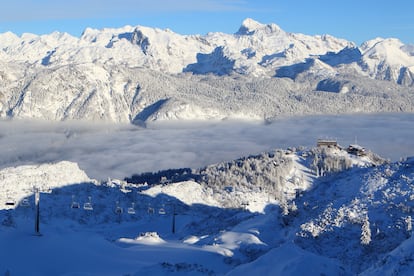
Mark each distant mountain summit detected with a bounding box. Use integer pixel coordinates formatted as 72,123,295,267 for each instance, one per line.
0,19,413,123
236,18,282,35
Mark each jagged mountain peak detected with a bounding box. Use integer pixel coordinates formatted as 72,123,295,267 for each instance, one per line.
359,37,414,84
360,37,386,51
80,25,136,44
360,37,413,64
361,37,403,51
236,18,282,35
1,19,414,123
0,31,19,43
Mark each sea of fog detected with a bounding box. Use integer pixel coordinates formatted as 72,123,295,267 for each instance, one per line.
1,113,413,180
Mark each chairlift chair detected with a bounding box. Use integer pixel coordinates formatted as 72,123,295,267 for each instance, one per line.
71,195,80,209
158,208,166,215
115,206,123,214
83,202,93,211
83,196,93,211
115,201,123,214
147,207,155,214
127,202,136,214
20,198,30,207
158,204,166,215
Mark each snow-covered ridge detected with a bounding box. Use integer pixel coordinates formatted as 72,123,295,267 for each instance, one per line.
0,161,93,209
1,18,414,123
1,18,412,80
0,18,351,72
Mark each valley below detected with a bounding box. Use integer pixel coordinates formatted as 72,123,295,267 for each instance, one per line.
1,113,413,180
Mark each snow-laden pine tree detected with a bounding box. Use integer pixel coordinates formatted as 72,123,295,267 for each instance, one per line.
361,215,371,245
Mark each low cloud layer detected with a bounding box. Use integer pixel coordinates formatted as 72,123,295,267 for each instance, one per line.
1,113,413,181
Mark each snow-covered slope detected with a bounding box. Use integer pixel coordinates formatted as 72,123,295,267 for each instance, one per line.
1,19,414,123
2,145,414,274
359,38,414,85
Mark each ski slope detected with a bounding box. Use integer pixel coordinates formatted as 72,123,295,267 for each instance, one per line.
1,142,414,275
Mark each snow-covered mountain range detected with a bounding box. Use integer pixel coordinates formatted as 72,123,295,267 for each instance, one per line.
1,18,414,123
1,144,414,275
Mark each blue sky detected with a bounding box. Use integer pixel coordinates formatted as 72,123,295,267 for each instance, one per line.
0,0,413,45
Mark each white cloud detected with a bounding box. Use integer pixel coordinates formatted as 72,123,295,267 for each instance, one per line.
1,113,414,181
